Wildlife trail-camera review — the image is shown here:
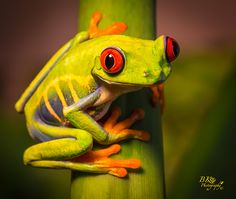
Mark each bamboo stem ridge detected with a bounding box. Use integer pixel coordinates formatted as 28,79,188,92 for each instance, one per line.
71,0,165,198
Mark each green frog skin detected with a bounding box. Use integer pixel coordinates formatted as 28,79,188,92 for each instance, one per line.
15,12,179,177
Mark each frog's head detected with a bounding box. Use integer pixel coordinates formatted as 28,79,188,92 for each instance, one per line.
91,35,179,87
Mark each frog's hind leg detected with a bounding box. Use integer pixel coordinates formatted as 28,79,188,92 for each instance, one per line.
27,142,140,177
24,135,93,165
24,117,93,169
24,117,140,177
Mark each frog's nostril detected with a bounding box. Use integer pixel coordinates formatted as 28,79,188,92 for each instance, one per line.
165,36,180,62
143,71,150,77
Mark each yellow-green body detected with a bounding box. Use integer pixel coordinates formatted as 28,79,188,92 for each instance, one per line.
15,29,171,176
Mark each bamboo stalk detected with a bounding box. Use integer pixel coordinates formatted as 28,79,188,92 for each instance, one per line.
71,0,165,198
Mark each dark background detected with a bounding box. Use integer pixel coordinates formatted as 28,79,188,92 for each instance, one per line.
1,0,236,198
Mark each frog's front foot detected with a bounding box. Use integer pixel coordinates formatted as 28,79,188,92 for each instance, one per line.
88,11,127,38
71,144,140,177
102,107,150,144
150,83,165,114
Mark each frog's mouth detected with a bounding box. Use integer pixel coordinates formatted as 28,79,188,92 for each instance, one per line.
92,71,166,107
93,75,143,107
94,73,165,88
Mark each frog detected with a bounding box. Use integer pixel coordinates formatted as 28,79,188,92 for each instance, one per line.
15,12,179,177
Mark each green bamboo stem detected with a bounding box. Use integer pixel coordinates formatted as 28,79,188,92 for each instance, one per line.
71,0,165,198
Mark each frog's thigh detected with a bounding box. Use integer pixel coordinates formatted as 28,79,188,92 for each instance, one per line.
24,124,93,165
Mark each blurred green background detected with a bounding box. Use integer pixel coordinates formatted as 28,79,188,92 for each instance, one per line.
1,0,235,198
163,48,236,198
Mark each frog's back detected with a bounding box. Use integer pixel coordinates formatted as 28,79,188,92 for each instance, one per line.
15,31,91,113
15,40,72,113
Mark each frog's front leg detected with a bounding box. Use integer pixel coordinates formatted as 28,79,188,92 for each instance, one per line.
64,89,150,145
150,83,165,114
102,107,150,143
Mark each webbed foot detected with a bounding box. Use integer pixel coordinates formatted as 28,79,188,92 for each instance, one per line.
71,144,140,177
102,107,150,143
88,11,127,38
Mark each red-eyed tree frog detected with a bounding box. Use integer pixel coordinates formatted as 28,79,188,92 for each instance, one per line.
15,12,179,177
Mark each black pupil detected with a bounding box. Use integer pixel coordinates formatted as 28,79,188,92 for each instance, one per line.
105,54,114,69
172,40,180,57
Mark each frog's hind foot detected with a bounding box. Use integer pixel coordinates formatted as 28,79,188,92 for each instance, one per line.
29,144,140,177
71,144,140,177
88,11,127,39
102,107,150,143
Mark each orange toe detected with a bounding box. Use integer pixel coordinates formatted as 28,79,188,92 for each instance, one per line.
92,144,121,157
88,11,127,39
109,168,127,177
96,158,141,169
137,131,150,141
92,11,102,23
131,108,145,120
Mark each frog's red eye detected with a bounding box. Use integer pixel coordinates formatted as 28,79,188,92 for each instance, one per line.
165,36,180,62
100,47,125,74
